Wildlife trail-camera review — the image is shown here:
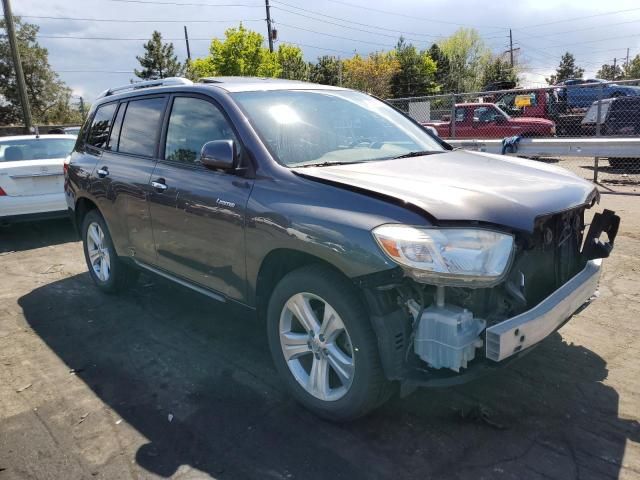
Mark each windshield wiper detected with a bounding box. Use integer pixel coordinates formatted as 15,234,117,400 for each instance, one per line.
390,150,440,160
294,160,365,168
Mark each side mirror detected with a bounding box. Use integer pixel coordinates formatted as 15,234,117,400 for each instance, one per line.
494,115,506,124
200,140,237,171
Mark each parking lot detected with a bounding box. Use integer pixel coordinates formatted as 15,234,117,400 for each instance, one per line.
0,193,638,480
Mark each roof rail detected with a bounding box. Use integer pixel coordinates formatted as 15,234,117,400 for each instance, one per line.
96,77,193,99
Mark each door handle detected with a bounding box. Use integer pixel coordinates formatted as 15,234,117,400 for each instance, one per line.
151,180,167,192
96,167,109,178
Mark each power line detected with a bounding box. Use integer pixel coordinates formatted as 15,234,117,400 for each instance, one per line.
513,6,640,30
37,34,354,55
39,35,196,40
107,0,261,6
270,1,441,38
287,42,353,55
320,0,507,30
522,32,640,50
19,14,264,23
514,18,640,41
274,21,398,48
271,5,436,43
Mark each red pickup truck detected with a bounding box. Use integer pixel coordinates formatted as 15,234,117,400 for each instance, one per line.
423,103,556,139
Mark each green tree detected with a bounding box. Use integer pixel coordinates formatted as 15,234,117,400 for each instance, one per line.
481,55,517,88
438,28,491,92
342,51,399,98
0,18,79,125
277,44,307,80
134,31,182,80
546,52,584,85
308,55,342,86
623,55,640,79
390,37,437,97
597,63,623,81
428,43,452,92
189,24,279,78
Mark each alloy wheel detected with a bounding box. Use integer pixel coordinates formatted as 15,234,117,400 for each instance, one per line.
279,292,355,401
86,221,111,282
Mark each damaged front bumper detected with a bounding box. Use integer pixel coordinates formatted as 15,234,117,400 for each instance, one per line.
362,208,619,390
485,259,601,361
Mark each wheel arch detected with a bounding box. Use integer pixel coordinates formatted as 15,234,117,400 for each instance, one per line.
74,196,99,235
255,248,365,319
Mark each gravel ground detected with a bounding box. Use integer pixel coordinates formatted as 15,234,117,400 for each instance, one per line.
0,195,639,480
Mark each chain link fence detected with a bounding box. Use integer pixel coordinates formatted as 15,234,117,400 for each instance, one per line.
388,78,640,193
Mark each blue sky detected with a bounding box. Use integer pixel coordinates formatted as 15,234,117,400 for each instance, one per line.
9,0,640,100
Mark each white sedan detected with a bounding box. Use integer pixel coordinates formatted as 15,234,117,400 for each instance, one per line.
0,134,77,223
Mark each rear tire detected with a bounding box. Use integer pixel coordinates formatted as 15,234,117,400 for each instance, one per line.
266,265,392,421
81,210,139,293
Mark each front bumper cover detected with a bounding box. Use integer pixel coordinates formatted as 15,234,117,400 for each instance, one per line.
486,259,601,361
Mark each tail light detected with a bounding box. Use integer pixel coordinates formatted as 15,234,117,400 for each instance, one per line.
0,186,6,196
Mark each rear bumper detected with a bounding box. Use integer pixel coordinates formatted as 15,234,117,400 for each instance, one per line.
0,193,67,218
486,259,602,361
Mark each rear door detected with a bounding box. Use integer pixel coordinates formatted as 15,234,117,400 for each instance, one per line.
147,94,254,301
89,96,167,263
0,137,75,198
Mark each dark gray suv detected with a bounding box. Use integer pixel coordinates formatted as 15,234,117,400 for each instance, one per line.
65,77,619,421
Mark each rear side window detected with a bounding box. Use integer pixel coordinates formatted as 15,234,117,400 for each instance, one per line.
118,97,166,157
87,103,117,149
164,97,237,165
107,103,127,151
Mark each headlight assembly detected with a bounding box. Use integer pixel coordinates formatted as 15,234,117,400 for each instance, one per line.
372,225,514,287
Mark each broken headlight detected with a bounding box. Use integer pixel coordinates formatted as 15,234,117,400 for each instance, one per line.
372,225,514,287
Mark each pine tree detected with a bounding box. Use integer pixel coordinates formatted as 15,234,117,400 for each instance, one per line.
624,54,640,79
597,63,623,81
428,43,452,92
390,37,437,97
546,52,584,85
134,31,182,80
308,56,342,86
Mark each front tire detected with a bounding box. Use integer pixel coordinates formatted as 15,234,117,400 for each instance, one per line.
266,265,392,421
81,210,138,293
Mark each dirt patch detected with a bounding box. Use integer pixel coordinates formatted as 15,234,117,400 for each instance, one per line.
0,200,638,479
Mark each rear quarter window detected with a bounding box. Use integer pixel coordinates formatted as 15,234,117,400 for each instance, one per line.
86,102,118,149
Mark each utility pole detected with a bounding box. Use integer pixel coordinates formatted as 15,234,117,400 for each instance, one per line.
613,57,617,80
184,26,191,61
509,29,514,68
625,48,630,73
265,0,273,53
79,97,85,120
2,0,33,133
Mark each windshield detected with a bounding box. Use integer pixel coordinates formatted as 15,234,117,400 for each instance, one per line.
0,138,76,162
232,89,443,167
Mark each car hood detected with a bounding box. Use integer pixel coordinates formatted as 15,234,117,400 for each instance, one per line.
293,150,597,232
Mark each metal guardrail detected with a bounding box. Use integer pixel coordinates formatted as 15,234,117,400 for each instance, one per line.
446,136,640,193
447,137,640,158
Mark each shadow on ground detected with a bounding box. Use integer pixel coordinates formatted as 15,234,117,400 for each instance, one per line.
0,218,77,253
18,273,639,479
